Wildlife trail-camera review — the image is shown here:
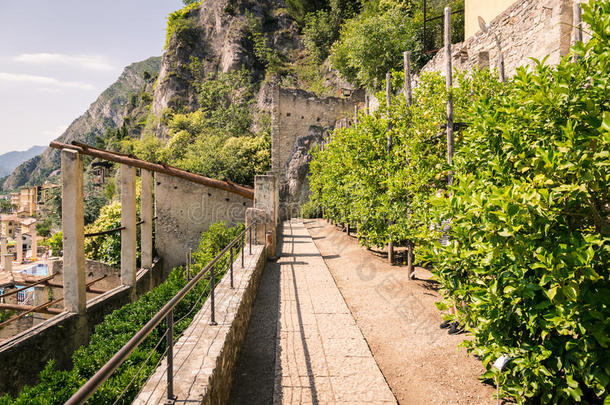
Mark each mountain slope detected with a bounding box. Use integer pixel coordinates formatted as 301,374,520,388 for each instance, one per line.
0,146,46,177
2,56,161,191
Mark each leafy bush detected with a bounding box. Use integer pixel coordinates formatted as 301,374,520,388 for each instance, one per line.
165,2,201,49
123,70,271,186
300,200,321,219
330,6,422,89
1,221,243,404
46,231,63,256
310,2,609,402
427,2,610,402
303,10,339,62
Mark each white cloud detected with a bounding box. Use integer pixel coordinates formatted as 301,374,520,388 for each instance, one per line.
0,72,95,90
42,124,69,138
13,53,116,72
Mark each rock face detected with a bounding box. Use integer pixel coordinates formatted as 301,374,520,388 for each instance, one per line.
2,57,161,191
149,0,300,137
283,126,325,209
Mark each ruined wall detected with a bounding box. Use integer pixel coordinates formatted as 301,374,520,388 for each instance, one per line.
271,86,363,218
154,173,252,275
422,0,574,78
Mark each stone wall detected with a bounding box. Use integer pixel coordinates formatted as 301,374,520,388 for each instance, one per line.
271,86,363,218
421,0,574,78
134,244,267,404
0,259,163,396
154,173,253,276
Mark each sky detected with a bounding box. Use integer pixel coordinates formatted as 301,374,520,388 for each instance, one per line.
0,0,184,156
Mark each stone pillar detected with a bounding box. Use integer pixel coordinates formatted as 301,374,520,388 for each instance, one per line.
15,229,23,264
245,208,267,245
141,169,153,270
254,175,279,226
120,164,137,291
1,237,6,269
30,225,38,260
61,149,86,314
254,175,279,255
3,254,12,273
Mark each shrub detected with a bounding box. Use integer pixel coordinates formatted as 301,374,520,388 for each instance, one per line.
427,2,610,402
310,2,609,402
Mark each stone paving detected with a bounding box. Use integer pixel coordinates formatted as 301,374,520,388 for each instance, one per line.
273,220,397,404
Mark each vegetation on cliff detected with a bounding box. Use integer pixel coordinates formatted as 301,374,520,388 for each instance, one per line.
309,1,610,402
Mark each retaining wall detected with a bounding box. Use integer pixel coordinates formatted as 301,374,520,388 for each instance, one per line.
0,259,163,396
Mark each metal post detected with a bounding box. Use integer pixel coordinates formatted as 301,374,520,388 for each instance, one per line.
404,51,412,106
241,232,245,268
445,6,454,186
166,310,175,403
249,225,252,255
230,246,234,289
210,264,217,325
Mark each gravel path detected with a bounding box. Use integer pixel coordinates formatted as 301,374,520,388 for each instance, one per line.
305,218,495,405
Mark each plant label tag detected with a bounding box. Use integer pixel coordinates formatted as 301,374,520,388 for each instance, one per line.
493,354,511,371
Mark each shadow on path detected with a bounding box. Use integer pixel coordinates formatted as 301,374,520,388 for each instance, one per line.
228,238,281,404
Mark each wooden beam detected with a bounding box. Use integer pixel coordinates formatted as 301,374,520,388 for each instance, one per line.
0,303,62,315
49,141,255,200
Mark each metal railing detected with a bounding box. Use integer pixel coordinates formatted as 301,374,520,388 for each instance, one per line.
65,220,262,405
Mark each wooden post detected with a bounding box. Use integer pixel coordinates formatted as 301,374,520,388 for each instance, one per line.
365,95,370,115
573,1,582,62
445,6,454,186
386,71,394,265
404,51,412,106
354,104,359,128
61,149,86,314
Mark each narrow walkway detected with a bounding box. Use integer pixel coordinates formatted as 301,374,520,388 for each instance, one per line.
231,220,396,404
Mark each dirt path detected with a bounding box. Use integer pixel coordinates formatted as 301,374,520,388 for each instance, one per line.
305,218,495,405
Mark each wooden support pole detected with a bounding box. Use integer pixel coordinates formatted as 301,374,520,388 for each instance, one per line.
61,149,86,315
404,51,412,106
354,104,359,128
445,6,454,186
365,95,370,115
386,71,394,265
121,164,137,294
573,0,582,63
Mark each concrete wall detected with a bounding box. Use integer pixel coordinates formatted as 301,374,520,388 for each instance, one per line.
465,0,519,38
271,86,363,217
422,0,574,78
0,259,163,396
154,173,252,276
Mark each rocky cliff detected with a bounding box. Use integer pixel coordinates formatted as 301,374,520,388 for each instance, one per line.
148,0,301,137
2,57,161,191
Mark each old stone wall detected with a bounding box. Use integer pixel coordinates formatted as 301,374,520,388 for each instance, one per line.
134,244,267,404
421,0,574,77
271,86,363,218
154,173,253,276
0,259,162,396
